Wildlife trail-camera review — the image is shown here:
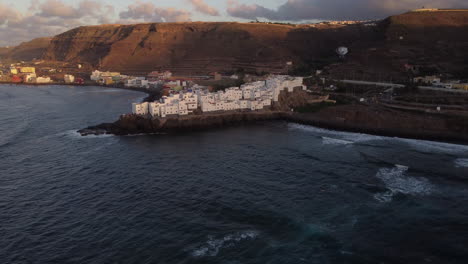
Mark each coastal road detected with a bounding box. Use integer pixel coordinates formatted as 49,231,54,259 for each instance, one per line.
418,86,468,94
340,80,406,88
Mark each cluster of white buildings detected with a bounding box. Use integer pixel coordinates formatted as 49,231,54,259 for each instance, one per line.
64,74,75,83
132,75,306,118
90,70,178,89
22,73,51,83
413,75,468,90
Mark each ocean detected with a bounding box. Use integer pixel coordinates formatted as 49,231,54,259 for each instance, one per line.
1,84,468,264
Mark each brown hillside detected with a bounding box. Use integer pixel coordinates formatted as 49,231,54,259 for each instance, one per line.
326,10,468,81
0,47,11,58
2,37,51,61
43,22,377,75
38,10,468,77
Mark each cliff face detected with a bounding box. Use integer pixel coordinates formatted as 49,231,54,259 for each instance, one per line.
79,111,287,136
43,22,377,75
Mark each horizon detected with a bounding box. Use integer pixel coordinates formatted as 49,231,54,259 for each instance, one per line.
2,0,468,46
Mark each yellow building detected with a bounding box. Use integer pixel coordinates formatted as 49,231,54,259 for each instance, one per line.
104,78,114,85
19,67,36,74
453,83,468,91
10,67,18,74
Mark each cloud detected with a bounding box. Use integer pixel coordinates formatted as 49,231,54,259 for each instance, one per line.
227,0,277,20
39,0,78,18
0,0,114,46
119,0,156,21
189,0,219,16
119,1,192,22
154,8,192,22
0,4,22,25
227,0,468,21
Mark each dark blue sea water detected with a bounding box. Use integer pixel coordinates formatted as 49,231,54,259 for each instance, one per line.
1,84,468,264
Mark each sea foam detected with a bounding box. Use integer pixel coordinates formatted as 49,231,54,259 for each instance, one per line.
454,158,468,168
288,124,383,144
191,231,258,257
396,138,468,155
321,136,354,145
60,130,114,139
374,165,434,202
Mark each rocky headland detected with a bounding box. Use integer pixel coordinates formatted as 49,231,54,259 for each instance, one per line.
78,87,468,144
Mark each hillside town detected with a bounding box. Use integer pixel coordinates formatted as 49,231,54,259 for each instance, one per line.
0,61,468,96
131,76,305,117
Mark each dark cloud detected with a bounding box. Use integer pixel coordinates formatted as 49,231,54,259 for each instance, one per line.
228,0,468,21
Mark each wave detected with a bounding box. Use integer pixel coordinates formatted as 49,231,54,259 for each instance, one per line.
77,89,127,94
374,165,434,203
454,158,468,168
396,138,468,155
289,124,468,154
0,117,32,149
123,132,167,137
191,231,258,257
288,124,383,144
58,130,115,139
322,136,354,145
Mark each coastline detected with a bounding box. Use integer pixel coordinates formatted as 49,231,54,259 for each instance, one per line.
0,81,160,102
78,108,468,145
3,82,465,145
284,113,468,145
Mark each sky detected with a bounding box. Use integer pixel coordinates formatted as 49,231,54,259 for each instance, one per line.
1,0,468,46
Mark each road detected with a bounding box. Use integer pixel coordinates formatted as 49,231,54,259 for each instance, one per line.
340,80,406,88
418,86,468,94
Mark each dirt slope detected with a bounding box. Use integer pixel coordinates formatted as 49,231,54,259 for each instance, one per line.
15,10,467,77
1,37,51,61
43,22,376,75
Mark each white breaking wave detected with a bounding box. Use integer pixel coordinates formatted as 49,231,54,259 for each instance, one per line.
289,124,468,154
396,138,468,155
374,165,434,203
322,136,354,145
60,130,114,139
288,124,383,144
454,158,468,168
191,231,258,257
77,89,126,94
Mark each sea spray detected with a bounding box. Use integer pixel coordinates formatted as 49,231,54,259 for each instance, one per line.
191,231,259,257
374,165,434,202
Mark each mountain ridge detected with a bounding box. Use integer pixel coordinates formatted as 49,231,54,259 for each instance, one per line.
3,10,468,78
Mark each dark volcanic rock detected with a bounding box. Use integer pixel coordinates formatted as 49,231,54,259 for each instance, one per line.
79,111,287,136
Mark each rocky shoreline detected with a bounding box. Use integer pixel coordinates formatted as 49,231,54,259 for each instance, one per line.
78,104,468,145
78,111,287,136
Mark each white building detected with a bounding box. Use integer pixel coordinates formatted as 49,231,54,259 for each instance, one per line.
36,77,51,83
24,73,37,83
132,75,305,117
91,70,120,82
64,74,75,83
125,77,149,88
132,102,149,115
